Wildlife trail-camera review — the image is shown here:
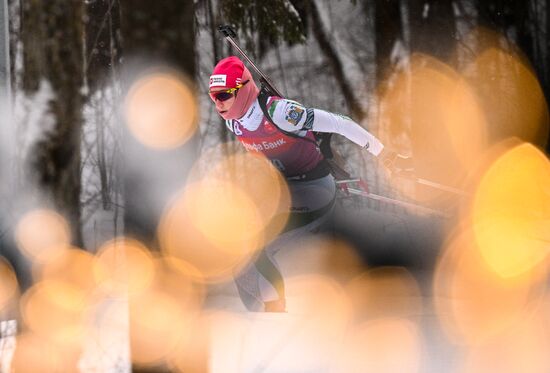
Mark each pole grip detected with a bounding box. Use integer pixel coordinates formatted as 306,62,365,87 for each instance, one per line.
218,25,237,38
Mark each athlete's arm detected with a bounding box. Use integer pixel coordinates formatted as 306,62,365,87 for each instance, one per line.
269,98,384,156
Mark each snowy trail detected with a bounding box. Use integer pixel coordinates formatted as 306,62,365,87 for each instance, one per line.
1,206,454,373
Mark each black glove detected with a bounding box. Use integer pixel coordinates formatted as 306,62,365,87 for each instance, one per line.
379,148,414,174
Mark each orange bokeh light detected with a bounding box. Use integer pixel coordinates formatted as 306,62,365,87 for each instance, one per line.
20,279,89,345
472,142,550,278
14,209,71,261
124,72,198,149
188,146,291,245
185,180,264,255
461,308,550,373
33,248,97,294
377,54,488,207
159,143,293,284
11,332,80,372
93,237,156,297
159,178,266,283
0,256,18,311
461,34,549,148
434,227,545,345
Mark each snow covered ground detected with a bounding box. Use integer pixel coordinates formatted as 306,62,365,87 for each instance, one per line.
203,206,457,373
2,202,549,373
1,204,456,373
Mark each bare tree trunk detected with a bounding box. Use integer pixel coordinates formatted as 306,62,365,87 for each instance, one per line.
94,93,111,209
21,0,84,247
408,0,456,61
374,0,403,86
370,0,404,210
207,0,221,63
205,0,229,144
119,0,196,74
84,0,122,213
308,0,366,121
85,0,121,93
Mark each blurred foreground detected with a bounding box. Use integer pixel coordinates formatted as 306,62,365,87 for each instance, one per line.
1,24,550,373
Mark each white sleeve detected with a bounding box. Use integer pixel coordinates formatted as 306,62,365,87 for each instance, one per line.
269,98,384,156
310,109,384,156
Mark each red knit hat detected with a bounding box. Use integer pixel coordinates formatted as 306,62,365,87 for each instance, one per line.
209,56,244,90
209,56,260,120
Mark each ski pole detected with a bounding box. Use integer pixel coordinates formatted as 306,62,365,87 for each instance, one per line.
336,177,467,197
413,177,468,196
335,179,450,217
218,25,284,97
393,172,469,197
345,187,451,218
335,178,361,184
336,170,468,197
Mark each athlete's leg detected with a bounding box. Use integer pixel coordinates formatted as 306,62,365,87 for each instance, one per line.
234,238,286,312
233,174,336,312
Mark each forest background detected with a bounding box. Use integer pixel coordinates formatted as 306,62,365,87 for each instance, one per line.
0,1,549,370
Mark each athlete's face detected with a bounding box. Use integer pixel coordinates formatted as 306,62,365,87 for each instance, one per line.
210,87,236,116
